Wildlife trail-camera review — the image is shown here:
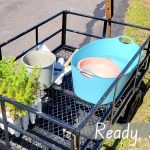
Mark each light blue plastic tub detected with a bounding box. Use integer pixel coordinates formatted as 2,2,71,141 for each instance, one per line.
71,36,140,104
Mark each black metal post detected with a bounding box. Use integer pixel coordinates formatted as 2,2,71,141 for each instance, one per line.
61,11,67,46
36,28,38,45
0,101,11,148
146,41,150,69
133,50,142,91
108,21,112,37
71,134,75,150
0,47,2,60
110,84,118,124
102,21,107,38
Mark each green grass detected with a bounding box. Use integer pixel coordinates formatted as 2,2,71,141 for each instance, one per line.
101,0,150,149
123,0,150,45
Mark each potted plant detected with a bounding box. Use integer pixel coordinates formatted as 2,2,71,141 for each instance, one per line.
0,57,41,137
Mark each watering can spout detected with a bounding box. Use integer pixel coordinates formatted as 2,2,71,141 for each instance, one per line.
36,44,50,52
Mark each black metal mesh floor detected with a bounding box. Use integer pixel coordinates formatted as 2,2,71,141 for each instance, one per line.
0,48,112,150
0,129,49,150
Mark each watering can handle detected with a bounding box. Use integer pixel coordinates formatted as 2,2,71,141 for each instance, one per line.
115,35,134,44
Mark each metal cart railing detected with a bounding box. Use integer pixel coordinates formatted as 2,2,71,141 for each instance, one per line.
0,11,150,150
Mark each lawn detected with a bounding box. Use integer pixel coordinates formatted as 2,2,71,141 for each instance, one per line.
101,0,150,149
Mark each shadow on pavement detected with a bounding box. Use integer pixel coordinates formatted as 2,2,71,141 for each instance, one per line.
79,1,105,47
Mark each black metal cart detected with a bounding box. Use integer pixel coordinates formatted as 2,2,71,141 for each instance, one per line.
0,11,150,150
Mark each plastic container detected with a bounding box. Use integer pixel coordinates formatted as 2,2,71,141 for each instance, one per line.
22,50,56,89
77,57,121,78
71,36,140,104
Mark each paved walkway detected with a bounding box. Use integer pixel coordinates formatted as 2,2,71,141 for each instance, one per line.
0,0,128,57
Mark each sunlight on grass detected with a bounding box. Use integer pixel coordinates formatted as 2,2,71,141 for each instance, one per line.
123,0,150,45
101,0,150,149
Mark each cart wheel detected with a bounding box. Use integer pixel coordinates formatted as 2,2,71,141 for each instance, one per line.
118,90,143,123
